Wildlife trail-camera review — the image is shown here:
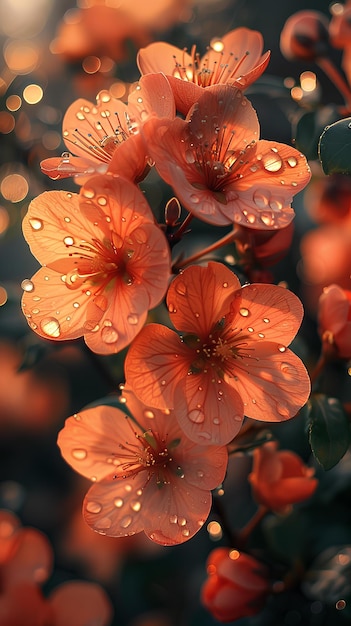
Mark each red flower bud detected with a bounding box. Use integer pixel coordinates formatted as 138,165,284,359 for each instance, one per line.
201,548,270,623
249,441,318,513
318,283,351,360
280,11,330,62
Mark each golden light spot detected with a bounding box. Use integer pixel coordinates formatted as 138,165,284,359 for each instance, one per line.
207,520,223,540
0,207,10,233
109,81,127,99
82,55,101,74
300,71,317,92
100,57,115,74
210,38,224,52
330,3,345,16
4,40,39,74
0,286,8,306
1,174,28,202
0,111,15,134
6,95,22,111
229,549,240,560
291,86,303,101
23,84,43,104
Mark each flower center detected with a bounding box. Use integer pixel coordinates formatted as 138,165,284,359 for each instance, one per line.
172,44,252,87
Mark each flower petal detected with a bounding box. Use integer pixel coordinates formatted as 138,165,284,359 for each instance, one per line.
125,323,191,410
175,372,244,446
128,72,175,121
167,262,241,336
57,405,135,482
5,528,53,587
137,42,192,77
229,283,304,345
22,190,102,266
21,266,98,341
227,342,311,421
83,473,148,537
40,155,100,181
142,478,212,545
49,581,113,626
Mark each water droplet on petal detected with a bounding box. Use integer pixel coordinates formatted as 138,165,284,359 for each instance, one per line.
175,281,187,296
72,448,87,460
185,149,195,163
280,361,299,379
101,325,119,344
263,154,282,172
190,194,200,204
63,236,74,246
130,501,141,512
188,408,205,423
86,501,102,514
197,470,204,478
278,344,286,352
127,313,139,325
40,317,61,338
29,218,43,231
287,156,297,167
120,515,133,528
21,279,34,292
263,317,270,323
170,514,178,524
253,191,269,208
144,409,155,419
114,498,123,508
239,307,250,317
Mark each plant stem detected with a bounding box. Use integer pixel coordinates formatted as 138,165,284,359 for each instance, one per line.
238,506,269,547
317,57,351,109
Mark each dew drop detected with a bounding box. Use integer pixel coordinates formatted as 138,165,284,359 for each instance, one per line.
101,325,119,344
182,529,190,537
130,501,141,512
278,344,286,352
144,409,155,419
72,448,87,460
170,514,178,524
40,317,61,338
213,417,220,425
127,313,139,325
258,332,265,338
260,212,275,227
97,196,107,206
21,279,34,292
253,191,269,209
185,149,195,163
247,327,254,333
280,361,299,379
114,498,123,508
197,470,204,478
63,236,74,246
222,282,228,288
269,199,283,211
188,408,205,423
239,307,250,317
120,515,132,529
287,156,297,167
86,501,102,514
190,194,200,204
29,218,44,231
263,317,270,323
178,517,187,527
263,154,282,172
175,281,187,295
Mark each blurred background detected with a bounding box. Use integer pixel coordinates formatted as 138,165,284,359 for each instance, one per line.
0,0,351,624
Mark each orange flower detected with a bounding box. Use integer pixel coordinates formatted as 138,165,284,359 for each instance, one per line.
201,547,270,622
21,174,171,355
41,73,175,183
137,28,270,115
57,387,228,546
318,284,351,360
280,10,330,62
0,510,113,626
141,84,311,229
125,262,311,446
248,441,318,513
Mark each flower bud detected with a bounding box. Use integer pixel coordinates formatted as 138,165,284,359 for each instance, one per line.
249,441,318,513
201,548,270,622
318,283,351,360
280,10,330,61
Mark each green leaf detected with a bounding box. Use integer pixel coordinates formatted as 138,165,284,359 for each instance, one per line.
294,106,340,161
307,394,350,470
318,116,351,175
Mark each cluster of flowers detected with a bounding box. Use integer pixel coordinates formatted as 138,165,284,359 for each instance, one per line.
21,23,350,622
